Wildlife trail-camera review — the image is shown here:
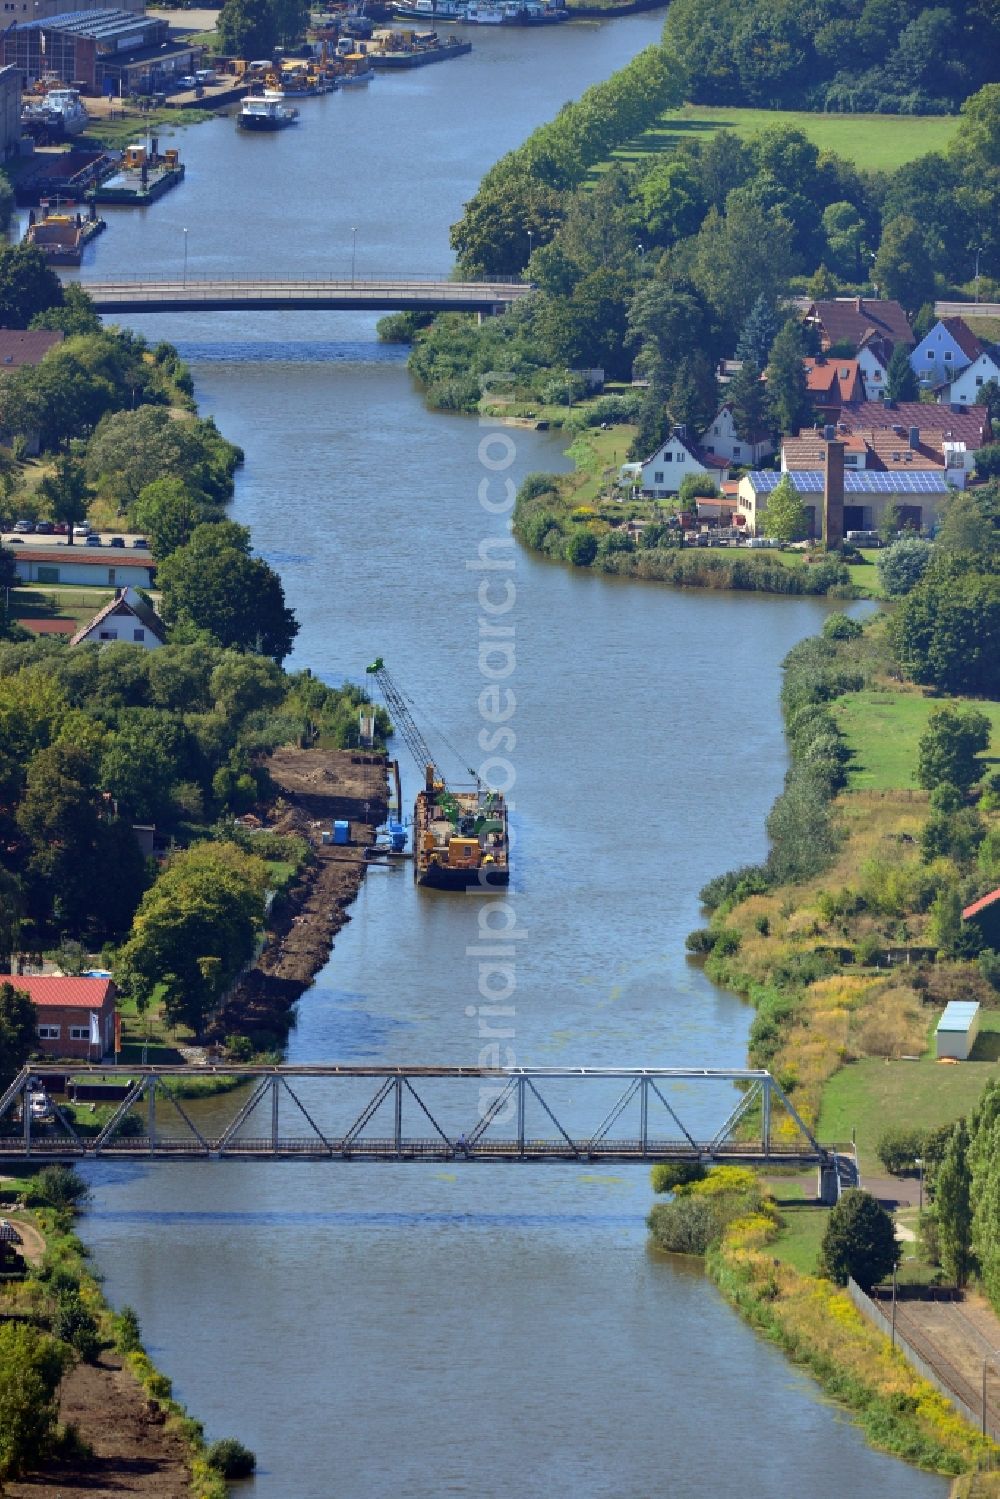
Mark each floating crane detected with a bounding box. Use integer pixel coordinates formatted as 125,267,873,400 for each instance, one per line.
365,658,509,890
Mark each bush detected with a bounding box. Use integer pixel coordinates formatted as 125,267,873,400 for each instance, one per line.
206,1437,256,1480
877,537,933,597
113,1306,142,1354
875,1126,926,1176
650,1161,706,1194
822,612,862,641
53,1292,100,1363
564,531,597,566
31,1165,89,1210
647,1195,732,1255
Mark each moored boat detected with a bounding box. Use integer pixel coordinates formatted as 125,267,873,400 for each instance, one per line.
391,0,467,19
237,90,300,131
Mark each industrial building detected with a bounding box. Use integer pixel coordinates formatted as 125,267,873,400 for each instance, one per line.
4,8,201,93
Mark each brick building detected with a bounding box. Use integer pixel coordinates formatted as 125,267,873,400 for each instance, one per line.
2,973,117,1060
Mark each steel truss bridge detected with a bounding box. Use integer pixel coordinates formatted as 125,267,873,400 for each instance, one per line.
77,276,532,316
0,1066,853,1178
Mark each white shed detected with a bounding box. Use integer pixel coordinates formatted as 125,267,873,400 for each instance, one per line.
935,1000,981,1061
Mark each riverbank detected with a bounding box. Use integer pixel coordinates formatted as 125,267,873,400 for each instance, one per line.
209,745,388,1045
0,1174,232,1497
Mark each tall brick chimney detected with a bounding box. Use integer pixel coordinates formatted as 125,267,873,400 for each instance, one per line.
823,438,845,549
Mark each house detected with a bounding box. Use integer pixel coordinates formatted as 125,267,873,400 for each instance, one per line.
0,329,65,370
738,463,950,539
2,973,117,1060
803,355,865,418
9,544,155,590
802,297,914,353
638,428,730,497
782,421,971,489
699,402,774,467
856,331,893,401
69,587,166,649
944,349,1000,407
910,317,983,390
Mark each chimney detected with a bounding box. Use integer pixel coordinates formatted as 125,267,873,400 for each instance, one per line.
855,296,864,312
823,439,845,550
908,425,919,449
823,424,835,441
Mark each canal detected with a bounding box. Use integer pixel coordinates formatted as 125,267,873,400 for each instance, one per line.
75,20,947,1498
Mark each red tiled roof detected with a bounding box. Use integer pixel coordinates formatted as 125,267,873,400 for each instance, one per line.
836,402,991,446
0,329,64,369
941,317,984,363
963,888,1000,921
803,357,865,405
805,298,914,351
15,618,76,635
69,588,166,648
0,974,115,1009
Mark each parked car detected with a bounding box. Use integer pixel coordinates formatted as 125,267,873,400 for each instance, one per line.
53,521,69,534
35,519,54,534
178,75,197,89
85,534,102,546
109,536,125,548
72,523,90,537
13,518,32,533
131,537,149,549
7,537,23,544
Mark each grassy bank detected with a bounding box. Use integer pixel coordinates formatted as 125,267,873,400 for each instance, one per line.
707,1209,994,1474
0,1171,237,1495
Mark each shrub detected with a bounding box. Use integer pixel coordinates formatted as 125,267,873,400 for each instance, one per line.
685,928,714,954
647,1195,733,1255
206,1438,256,1480
31,1165,89,1210
113,1306,142,1354
53,1292,100,1363
564,531,597,566
650,1161,706,1194
875,1126,926,1176
822,612,862,641
877,537,933,597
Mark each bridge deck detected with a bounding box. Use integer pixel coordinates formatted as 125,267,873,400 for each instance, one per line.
78,276,533,315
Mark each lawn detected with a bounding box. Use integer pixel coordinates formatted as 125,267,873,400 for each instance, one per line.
11,586,115,626
82,106,213,150
606,104,960,174
769,1180,831,1274
818,1019,1000,1174
832,688,1000,791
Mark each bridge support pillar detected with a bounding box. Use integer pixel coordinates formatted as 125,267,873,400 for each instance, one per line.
817,1161,839,1205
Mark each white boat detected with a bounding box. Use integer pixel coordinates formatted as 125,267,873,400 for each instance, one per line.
391,0,466,18
464,2,513,21
23,86,90,136
238,89,300,132
339,64,376,84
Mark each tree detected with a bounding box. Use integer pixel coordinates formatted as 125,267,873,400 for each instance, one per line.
0,1323,68,1480
157,521,298,662
115,841,268,1032
890,570,1000,697
917,704,992,792
637,157,707,247
565,531,597,566
689,200,798,344
822,201,867,281
873,215,936,313
131,477,217,559
976,378,1000,421
0,980,35,1091
216,0,277,59
38,455,90,545
972,1119,1000,1310
819,1188,901,1291
877,536,933,596
885,342,919,402
766,319,813,435
762,473,809,541
0,243,62,328
451,172,565,276
30,282,100,337
666,351,718,433
975,444,1000,480
85,407,236,511
937,490,996,560
726,358,770,442
935,1120,973,1286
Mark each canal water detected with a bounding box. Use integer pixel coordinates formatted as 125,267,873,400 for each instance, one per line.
74,21,946,1498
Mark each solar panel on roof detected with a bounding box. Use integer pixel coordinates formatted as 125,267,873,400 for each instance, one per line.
750,469,949,494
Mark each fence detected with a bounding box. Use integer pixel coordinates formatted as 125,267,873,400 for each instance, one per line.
847,1277,1000,1444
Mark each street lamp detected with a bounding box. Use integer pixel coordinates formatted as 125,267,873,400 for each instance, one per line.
975,246,984,305
527,228,533,262
182,226,188,288
351,225,358,288
915,1156,924,1212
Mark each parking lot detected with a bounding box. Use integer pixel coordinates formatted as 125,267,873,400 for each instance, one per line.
3,527,150,551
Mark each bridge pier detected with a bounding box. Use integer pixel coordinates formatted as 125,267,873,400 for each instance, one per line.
817,1160,839,1205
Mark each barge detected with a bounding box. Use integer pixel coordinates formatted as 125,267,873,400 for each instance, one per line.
88,141,185,205
369,29,472,64
23,206,106,266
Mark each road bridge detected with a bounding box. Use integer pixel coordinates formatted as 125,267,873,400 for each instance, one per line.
0,1066,855,1193
76,275,532,316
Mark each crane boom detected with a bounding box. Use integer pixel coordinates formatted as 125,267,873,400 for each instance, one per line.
365,659,442,787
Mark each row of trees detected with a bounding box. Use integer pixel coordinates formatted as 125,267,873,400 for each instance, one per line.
663,0,1000,114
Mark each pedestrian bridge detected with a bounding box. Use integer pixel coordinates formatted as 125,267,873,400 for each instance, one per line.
0,1065,854,1185
77,275,532,316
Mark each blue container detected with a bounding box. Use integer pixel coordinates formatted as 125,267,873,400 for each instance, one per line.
388,821,407,852
333,820,350,845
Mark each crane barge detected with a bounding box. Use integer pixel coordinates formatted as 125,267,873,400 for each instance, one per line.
365,659,509,890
